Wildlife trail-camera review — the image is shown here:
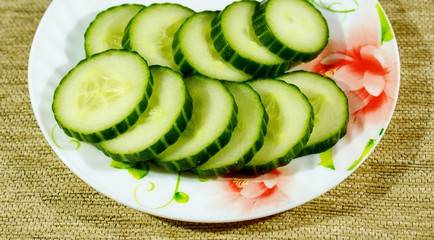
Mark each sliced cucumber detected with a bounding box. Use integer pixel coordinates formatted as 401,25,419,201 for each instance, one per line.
173,11,251,82
279,71,349,155
53,50,152,143
85,4,144,56
98,66,192,163
244,79,313,175
253,0,329,62
154,75,238,171
211,1,289,78
123,3,194,69
194,83,268,177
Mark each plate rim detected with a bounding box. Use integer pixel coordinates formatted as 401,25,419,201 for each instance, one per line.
27,0,401,223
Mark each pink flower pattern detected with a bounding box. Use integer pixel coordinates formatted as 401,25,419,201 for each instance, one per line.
220,170,290,211
298,8,398,129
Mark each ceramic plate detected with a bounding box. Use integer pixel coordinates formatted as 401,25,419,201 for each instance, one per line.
28,0,400,223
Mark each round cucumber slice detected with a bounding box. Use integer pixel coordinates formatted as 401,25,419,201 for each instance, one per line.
154,75,238,171
123,3,194,69
253,0,329,62
211,1,289,78
194,83,268,177
279,71,349,155
173,11,251,82
85,4,144,56
98,66,192,163
244,79,313,175
53,50,153,143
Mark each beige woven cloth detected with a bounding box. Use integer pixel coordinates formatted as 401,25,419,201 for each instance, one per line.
0,0,433,239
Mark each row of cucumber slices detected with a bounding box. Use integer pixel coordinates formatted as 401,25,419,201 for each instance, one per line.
53,0,348,176
85,0,329,80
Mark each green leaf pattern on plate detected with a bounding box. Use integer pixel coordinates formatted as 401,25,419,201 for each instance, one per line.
376,3,394,44
347,139,376,171
319,148,336,170
174,192,189,204
110,159,131,169
320,128,385,171
110,160,149,180
128,167,149,180
198,177,209,182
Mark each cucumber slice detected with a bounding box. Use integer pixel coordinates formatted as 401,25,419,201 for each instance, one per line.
211,1,289,78
85,4,144,56
253,0,329,62
53,50,153,143
244,79,313,175
98,66,192,163
154,75,238,171
173,11,251,82
194,83,268,177
279,71,349,155
123,3,194,69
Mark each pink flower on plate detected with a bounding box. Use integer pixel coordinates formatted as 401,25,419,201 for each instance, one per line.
298,8,398,128
220,169,291,211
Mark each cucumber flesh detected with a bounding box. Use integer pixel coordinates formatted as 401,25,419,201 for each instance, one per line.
98,66,192,163
253,0,329,61
194,83,268,177
53,50,152,143
244,79,313,175
279,71,349,155
211,1,288,77
123,3,194,69
173,11,251,82
155,75,238,171
85,4,144,56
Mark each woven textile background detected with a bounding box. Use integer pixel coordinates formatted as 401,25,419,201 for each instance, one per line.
1,0,433,239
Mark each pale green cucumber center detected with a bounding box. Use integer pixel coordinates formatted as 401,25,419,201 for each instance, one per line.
222,2,284,65
180,12,250,81
54,52,149,133
198,83,263,170
129,4,193,69
77,74,128,111
267,0,328,53
100,67,185,153
247,80,311,166
280,73,348,147
86,5,143,55
158,76,234,161
105,28,124,49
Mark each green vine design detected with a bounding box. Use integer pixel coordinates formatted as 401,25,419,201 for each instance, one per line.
132,181,156,208
308,0,359,13
147,181,156,192
51,124,195,208
132,172,189,210
50,125,81,150
155,172,189,209
69,139,81,150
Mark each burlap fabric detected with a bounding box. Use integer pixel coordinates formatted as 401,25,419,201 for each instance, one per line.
0,0,433,239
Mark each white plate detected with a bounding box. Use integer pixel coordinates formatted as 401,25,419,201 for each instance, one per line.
28,0,400,223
